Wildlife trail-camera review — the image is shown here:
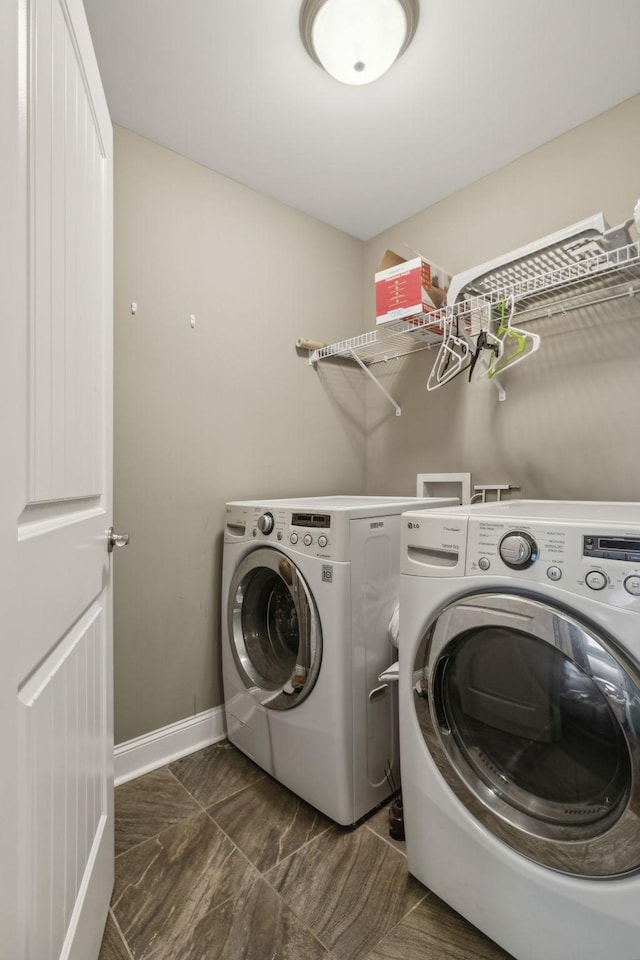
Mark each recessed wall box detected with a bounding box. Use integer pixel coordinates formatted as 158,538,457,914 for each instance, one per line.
416,473,471,505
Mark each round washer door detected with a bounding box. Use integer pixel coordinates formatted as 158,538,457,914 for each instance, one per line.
413,591,640,878
228,547,322,711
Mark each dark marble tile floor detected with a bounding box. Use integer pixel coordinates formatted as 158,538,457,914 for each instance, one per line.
99,741,513,960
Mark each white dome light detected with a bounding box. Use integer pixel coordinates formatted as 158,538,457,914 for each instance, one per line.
300,0,419,86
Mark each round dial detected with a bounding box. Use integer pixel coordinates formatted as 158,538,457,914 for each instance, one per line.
585,570,607,591
624,575,640,597
499,530,538,569
257,512,274,535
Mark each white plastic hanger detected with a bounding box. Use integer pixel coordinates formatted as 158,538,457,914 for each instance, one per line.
426,309,471,392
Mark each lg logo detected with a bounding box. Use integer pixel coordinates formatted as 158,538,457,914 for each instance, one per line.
408,522,421,529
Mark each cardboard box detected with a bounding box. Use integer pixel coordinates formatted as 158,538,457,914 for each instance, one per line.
375,250,451,325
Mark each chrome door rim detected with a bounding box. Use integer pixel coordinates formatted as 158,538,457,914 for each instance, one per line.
413,590,640,878
228,547,322,711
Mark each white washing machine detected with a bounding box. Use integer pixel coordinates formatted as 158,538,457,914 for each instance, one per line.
399,500,640,960
221,495,457,825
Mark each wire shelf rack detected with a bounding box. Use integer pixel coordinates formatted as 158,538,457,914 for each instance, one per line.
307,230,640,413
310,240,640,367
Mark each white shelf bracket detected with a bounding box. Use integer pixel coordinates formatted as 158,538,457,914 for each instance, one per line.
348,349,402,416
489,370,506,402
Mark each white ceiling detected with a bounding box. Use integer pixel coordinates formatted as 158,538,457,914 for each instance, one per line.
82,0,640,241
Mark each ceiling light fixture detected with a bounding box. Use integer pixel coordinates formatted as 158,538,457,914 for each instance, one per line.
300,0,419,86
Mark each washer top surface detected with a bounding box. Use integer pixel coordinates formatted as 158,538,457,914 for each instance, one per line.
227,495,456,519
404,499,640,524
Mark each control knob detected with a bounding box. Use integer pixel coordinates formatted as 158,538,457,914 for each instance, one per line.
499,531,538,569
257,512,274,535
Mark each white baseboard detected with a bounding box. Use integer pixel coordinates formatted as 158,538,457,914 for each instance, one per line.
114,705,227,786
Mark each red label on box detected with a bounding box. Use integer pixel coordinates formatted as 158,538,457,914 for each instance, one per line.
375,265,423,316
375,252,451,324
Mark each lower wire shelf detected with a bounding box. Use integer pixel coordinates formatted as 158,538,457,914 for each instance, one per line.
308,315,445,416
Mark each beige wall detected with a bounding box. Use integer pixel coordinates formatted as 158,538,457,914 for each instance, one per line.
114,94,640,744
363,94,640,501
113,126,366,743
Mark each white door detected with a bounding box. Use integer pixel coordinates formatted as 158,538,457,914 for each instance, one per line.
1,0,115,957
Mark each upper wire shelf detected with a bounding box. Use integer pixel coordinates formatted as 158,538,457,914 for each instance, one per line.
459,237,640,328
309,239,640,369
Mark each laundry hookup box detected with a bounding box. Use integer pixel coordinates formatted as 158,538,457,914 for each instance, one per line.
375,249,451,325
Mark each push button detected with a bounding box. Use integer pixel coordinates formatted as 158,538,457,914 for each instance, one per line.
624,575,640,597
546,566,562,581
585,570,607,591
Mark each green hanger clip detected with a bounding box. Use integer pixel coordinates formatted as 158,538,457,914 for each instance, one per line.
487,296,540,379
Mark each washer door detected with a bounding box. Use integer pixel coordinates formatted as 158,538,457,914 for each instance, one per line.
228,547,322,711
413,591,640,878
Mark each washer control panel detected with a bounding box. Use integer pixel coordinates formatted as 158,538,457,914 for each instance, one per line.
224,503,352,559
401,509,640,610
252,508,334,557
466,519,640,607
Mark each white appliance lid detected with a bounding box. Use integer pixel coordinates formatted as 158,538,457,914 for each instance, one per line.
405,499,640,524
228,495,458,517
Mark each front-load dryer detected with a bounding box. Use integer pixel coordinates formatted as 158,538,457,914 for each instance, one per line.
221,495,457,825
399,500,640,960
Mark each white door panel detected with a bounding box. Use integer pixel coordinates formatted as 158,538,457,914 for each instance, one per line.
2,0,114,956
30,0,106,505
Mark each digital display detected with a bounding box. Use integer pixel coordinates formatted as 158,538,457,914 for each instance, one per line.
291,513,331,529
599,538,640,553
